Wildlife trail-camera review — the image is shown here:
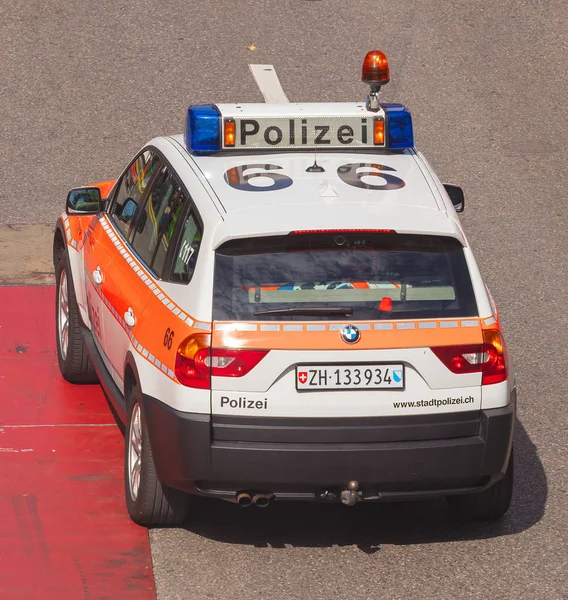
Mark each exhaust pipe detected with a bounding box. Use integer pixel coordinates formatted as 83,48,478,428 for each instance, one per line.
252,493,274,508
236,492,252,507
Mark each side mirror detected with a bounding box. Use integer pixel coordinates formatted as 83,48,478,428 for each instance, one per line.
443,184,465,213
66,187,102,214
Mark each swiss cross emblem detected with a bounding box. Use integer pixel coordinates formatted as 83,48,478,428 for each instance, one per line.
298,371,308,384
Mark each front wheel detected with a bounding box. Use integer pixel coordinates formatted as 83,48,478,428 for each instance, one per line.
55,250,98,383
124,384,190,526
447,447,514,521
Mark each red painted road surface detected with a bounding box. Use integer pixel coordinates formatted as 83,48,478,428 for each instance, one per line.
0,286,156,599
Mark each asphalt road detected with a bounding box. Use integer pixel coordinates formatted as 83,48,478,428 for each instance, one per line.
2,0,568,598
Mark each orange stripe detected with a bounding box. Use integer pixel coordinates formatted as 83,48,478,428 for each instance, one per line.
213,321,483,350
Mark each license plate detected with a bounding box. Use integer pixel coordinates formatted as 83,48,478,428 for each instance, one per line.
296,364,405,390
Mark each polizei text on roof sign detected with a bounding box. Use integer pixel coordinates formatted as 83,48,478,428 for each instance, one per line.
222,116,385,150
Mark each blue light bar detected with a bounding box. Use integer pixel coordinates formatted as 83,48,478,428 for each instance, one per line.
185,105,221,154
383,103,414,150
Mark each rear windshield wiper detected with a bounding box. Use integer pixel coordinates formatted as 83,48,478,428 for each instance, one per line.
253,307,353,317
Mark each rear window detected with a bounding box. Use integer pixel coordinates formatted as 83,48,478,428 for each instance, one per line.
213,232,477,321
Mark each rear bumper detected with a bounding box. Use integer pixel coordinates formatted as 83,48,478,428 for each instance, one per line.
142,393,515,502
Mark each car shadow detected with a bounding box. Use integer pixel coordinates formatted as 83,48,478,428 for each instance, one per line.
181,419,546,549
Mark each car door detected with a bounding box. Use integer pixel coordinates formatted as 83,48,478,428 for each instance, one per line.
83,216,115,368
103,160,188,390
98,149,161,387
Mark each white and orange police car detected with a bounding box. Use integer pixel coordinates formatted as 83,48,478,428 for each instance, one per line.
53,52,516,525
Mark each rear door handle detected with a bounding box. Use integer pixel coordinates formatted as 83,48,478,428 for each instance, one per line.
92,267,103,285
124,307,136,328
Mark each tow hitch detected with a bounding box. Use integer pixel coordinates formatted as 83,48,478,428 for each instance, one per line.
340,480,361,506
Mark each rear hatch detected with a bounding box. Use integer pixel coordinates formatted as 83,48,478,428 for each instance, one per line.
210,231,483,439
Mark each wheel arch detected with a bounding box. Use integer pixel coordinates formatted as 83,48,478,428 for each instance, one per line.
53,220,67,268
124,351,143,407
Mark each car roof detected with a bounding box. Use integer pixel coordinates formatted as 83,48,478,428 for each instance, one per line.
164,134,464,245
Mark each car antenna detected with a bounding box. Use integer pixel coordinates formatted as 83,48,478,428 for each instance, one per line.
306,149,325,172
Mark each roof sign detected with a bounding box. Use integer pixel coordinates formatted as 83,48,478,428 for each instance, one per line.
184,51,414,154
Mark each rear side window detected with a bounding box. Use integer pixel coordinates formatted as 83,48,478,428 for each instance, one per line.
170,212,202,283
213,232,477,321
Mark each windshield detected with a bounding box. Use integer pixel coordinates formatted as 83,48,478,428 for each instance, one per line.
213,232,477,321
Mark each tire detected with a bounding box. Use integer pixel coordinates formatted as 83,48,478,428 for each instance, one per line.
124,384,190,526
447,447,514,521
55,250,98,384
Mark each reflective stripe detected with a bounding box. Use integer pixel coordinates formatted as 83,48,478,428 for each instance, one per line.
60,213,72,243
461,320,479,327
440,321,459,328
484,317,496,326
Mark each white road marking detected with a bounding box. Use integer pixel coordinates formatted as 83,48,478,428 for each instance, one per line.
249,64,290,103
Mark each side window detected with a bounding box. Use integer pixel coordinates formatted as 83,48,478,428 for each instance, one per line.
130,165,186,275
171,211,202,283
109,150,160,237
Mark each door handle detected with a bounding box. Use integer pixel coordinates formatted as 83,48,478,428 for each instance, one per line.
92,267,103,285
124,307,136,328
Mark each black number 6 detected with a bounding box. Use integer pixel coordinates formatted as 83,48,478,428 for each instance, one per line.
163,327,175,350
337,163,405,190
224,164,293,192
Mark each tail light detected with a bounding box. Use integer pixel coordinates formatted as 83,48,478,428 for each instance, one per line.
175,333,269,388
175,333,211,389
431,329,508,385
480,329,508,385
207,348,269,378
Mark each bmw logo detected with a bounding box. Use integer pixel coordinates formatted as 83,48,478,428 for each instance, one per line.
341,325,361,344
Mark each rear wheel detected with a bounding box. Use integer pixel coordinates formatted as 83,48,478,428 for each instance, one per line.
55,250,98,383
124,383,190,526
447,447,514,521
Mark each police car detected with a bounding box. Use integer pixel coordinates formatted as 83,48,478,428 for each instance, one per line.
53,52,515,526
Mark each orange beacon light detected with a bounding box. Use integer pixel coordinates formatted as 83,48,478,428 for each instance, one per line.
362,51,390,112
362,50,390,86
